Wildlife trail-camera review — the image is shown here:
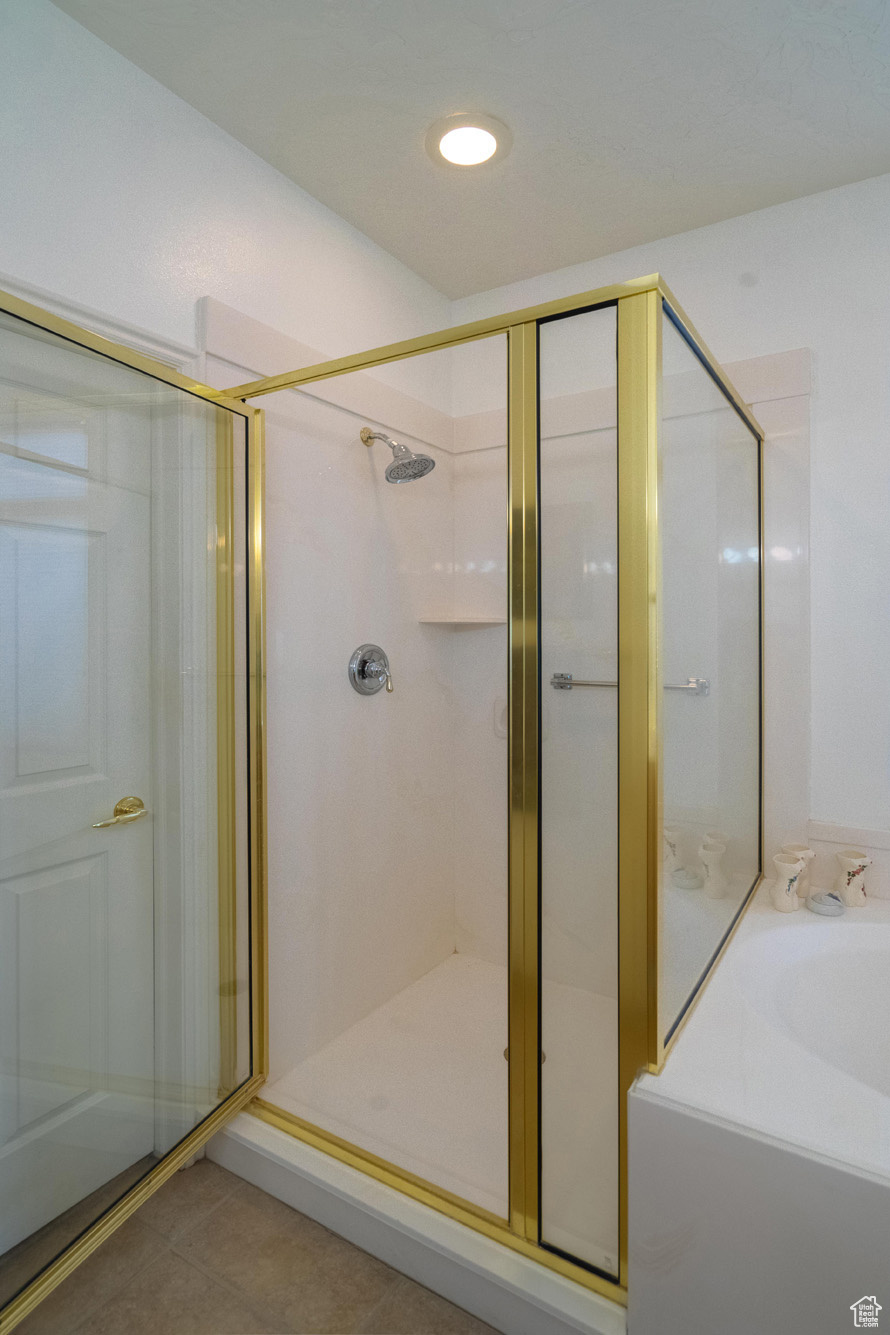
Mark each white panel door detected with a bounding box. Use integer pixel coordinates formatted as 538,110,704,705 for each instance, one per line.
0,373,154,1252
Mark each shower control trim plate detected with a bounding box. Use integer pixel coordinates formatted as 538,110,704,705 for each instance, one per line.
349,644,393,695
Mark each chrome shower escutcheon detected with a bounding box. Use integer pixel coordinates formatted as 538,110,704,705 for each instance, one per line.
348,644,393,695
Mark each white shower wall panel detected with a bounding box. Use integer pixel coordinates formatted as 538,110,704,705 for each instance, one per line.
206,348,460,1079
451,442,509,969
263,390,457,1076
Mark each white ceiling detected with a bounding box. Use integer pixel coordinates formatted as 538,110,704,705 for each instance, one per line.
53,0,890,298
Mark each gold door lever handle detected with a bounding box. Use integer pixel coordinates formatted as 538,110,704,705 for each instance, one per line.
92,797,148,828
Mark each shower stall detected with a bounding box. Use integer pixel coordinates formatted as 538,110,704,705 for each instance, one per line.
0,273,762,1327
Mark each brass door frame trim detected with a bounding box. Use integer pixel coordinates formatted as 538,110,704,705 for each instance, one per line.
0,1073,265,1334
656,278,762,440
251,1099,508,1230
0,287,268,1333
216,410,239,1095
616,290,661,1286
219,272,762,446
248,411,270,1078
249,1099,627,1305
506,321,540,1243
219,275,661,399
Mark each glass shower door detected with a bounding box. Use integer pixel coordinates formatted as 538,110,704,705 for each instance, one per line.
0,301,257,1310
539,305,619,1277
252,335,511,1221
0,388,155,1254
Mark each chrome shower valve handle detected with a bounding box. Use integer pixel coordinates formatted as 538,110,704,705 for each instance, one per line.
364,657,393,691
348,644,393,695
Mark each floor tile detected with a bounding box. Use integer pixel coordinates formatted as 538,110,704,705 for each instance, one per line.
137,1160,240,1241
358,1274,502,1334
263,1228,400,1334
76,1249,279,1335
14,1219,166,1335
7,1163,504,1335
176,1178,401,1332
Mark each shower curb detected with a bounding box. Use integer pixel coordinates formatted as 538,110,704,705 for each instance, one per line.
207,1112,625,1335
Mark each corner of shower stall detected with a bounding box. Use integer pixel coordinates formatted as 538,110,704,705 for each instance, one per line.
224,300,629,1292
217,277,763,1324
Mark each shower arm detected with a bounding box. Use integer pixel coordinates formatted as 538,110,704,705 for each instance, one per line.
360,427,412,461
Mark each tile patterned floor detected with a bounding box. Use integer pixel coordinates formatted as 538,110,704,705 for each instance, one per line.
14,1161,502,1334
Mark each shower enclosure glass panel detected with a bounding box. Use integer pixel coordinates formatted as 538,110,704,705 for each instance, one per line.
257,337,510,1218
214,273,762,1304
659,309,762,1041
0,309,253,1305
539,306,619,1277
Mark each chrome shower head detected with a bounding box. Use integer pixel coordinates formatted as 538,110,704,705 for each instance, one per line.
385,449,436,484
360,427,435,484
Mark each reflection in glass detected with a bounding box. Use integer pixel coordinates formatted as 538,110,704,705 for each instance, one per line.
0,312,252,1304
660,311,761,1042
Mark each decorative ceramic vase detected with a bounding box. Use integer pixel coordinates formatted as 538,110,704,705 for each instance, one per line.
782,843,815,896
663,825,681,877
771,853,804,913
836,848,871,908
700,840,728,899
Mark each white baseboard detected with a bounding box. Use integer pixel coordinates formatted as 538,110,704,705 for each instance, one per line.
206,1112,625,1335
807,819,890,852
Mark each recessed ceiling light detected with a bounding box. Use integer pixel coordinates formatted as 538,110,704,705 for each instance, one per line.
425,113,512,168
438,125,497,165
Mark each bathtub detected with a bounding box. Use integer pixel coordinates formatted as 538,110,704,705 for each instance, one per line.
628,884,890,1335
639,885,890,1180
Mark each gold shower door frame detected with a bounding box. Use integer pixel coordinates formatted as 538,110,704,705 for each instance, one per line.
228,273,764,1303
0,289,268,1335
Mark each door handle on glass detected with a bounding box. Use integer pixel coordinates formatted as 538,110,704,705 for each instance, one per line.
92,796,148,828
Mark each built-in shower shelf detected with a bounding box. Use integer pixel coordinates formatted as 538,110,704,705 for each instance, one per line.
418,615,507,627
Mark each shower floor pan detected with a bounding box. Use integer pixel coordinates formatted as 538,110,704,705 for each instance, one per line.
263,953,618,1273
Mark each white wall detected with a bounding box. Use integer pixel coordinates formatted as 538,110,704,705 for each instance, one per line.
0,0,449,376
201,302,517,1074
451,446,510,971
205,342,458,1077
453,174,890,836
